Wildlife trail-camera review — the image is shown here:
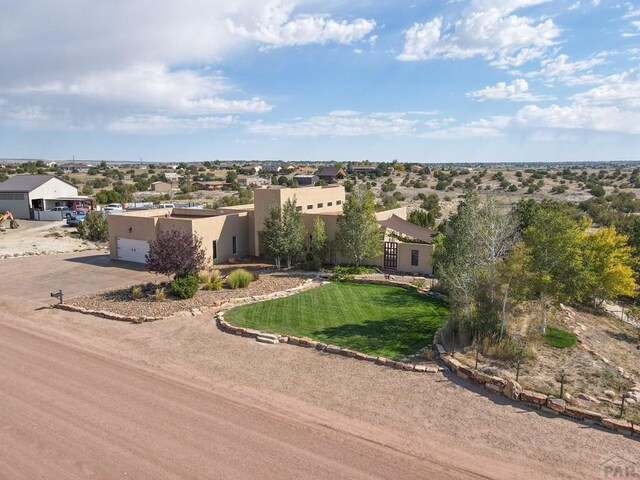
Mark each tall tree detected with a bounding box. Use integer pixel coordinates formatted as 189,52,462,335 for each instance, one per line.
336,185,382,267
523,209,586,333
146,230,206,279
282,198,306,268
262,203,286,269
310,216,327,270
582,226,637,307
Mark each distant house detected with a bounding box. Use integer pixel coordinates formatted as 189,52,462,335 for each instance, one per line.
350,165,377,175
59,162,91,172
262,164,282,174
292,174,319,186
150,181,173,193
238,176,270,187
45,161,59,169
194,181,228,191
164,172,180,182
0,174,93,219
316,167,346,184
242,164,262,174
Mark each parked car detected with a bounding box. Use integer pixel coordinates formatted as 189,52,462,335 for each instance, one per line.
157,203,175,209
50,206,72,218
103,203,124,214
66,212,86,226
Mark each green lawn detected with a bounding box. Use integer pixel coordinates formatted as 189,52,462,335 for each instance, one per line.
226,282,449,359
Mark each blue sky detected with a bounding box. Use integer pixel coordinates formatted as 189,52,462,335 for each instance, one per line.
1,0,639,163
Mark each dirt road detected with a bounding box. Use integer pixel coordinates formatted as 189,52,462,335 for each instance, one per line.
0,252,637,479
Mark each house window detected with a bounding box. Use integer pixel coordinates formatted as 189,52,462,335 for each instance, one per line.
296,206,302,212
232,236,237,255
212,240,218,260
411,250,419,266
336,200,342,206
307,204,313,210
317,203,323,208
327,201,333,207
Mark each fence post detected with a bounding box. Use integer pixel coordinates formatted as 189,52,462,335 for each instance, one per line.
559,370,566,399
620,395,626,419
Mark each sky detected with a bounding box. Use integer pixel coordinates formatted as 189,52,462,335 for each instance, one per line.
1,0,639,163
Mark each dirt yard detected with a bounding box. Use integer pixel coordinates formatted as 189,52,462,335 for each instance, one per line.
0,251,637,479
0,219,104,258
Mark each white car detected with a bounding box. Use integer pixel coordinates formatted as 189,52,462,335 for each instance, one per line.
157,203,175,209
103,203,124,214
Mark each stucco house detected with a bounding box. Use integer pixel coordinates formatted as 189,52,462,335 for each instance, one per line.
0,175,93,219
107,185,436,275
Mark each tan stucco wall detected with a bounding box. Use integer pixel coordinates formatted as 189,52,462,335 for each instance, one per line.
396,243,433,275
108,212,161,259
192,213,249,264
151,182,172,192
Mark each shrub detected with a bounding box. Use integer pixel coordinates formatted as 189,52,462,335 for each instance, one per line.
198,270,210,284
227,269,253,289
333,265,377,275
480,335,536,363
171,272,200,299
202,279,223,291
146,230,206,279
155,288,166,301
76,211,109,242
411,279,427,289
543,327,577,349
131,285,143,300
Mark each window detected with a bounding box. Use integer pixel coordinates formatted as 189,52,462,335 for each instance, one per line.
336,200,342,206
212,240,218,260
296,206,302,212
307,204,313,210
317,203,323,208
411,250,419,266
327,201,333,207
232,236,237,255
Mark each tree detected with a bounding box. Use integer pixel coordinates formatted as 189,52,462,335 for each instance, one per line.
76,212,108,242
262,203,286,269
310,217,327,270
281,198,306,268
407,209,428,228
582,226,637,307
146,230,206,279
336,185,381,267
523,209,586,333
497,242,533,337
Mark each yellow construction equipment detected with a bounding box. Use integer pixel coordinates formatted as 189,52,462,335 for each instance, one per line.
0,211,18,229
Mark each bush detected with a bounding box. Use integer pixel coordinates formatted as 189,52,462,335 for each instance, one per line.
480,335,536,363
543,327,577,349
171,272,200,299
76,211,109,242
131,285,142,300
198,270,210,284
333,265,377,275
411,279,427,289
202,279,223,291
155,288,166,301
227,269,253,289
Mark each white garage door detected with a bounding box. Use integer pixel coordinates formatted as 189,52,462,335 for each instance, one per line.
117,238,150,263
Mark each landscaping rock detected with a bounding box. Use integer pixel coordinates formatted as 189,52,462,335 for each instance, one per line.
504,379,522,401
375,357,388,366
471,371,492,386
403,364,415,371
601,418,633,434
546,397,566,413
577,392,600,404
520,390,548,407
414,365,426,372
485,383,502,394
256,336,278,345
325,345,341,354
603,390,616,399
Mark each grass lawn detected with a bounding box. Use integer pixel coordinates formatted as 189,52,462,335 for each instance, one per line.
225,282,449,359
543,326,577,349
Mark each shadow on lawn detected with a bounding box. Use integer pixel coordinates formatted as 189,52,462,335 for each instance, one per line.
314,315,444,359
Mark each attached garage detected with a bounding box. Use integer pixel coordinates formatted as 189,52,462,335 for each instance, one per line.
116,238,150,263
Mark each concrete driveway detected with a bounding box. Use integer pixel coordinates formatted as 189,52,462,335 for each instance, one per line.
1,251,158,306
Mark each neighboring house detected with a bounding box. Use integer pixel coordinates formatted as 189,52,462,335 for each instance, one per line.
45,161,59,169
150,181,173,193
194,181,228,191
237,176,270,187
262,164,282,174
292,174,319,186
108,185,436,275
164,172,180,182
242,164,262,174
316,167,346,183
0,174,94,219
350,165,377,175
59,162,91,172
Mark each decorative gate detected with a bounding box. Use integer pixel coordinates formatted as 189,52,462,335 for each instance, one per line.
383,241,398,270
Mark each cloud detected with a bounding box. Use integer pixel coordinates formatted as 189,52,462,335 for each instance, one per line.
228,4,376,48
467,79,553,101
423,116,511,139
107,115,238,134
571,68,640,107
532,53,607,83
247,111,424,136
396,0,559,66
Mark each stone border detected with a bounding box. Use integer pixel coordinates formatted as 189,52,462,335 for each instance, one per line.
433,336,639,439
215,279,446,374
54,303,163,323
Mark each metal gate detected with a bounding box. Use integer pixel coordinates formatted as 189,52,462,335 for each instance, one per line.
383,241,398,270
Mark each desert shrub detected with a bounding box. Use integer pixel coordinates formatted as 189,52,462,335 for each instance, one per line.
411,279,427,289
146,230,206,279
543,327,577,349
202,279,223,291
155,288,166,301
480,335,536,363
333,265,377,275
198,270,210,284
76,211,109,242
171,272,200,299
131,285,143,300
227,269,253,289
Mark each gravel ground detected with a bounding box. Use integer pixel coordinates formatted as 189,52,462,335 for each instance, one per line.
66,269,310,317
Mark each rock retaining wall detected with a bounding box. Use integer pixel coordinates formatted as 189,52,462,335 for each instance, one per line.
54,303,163,323
434,334,638,439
